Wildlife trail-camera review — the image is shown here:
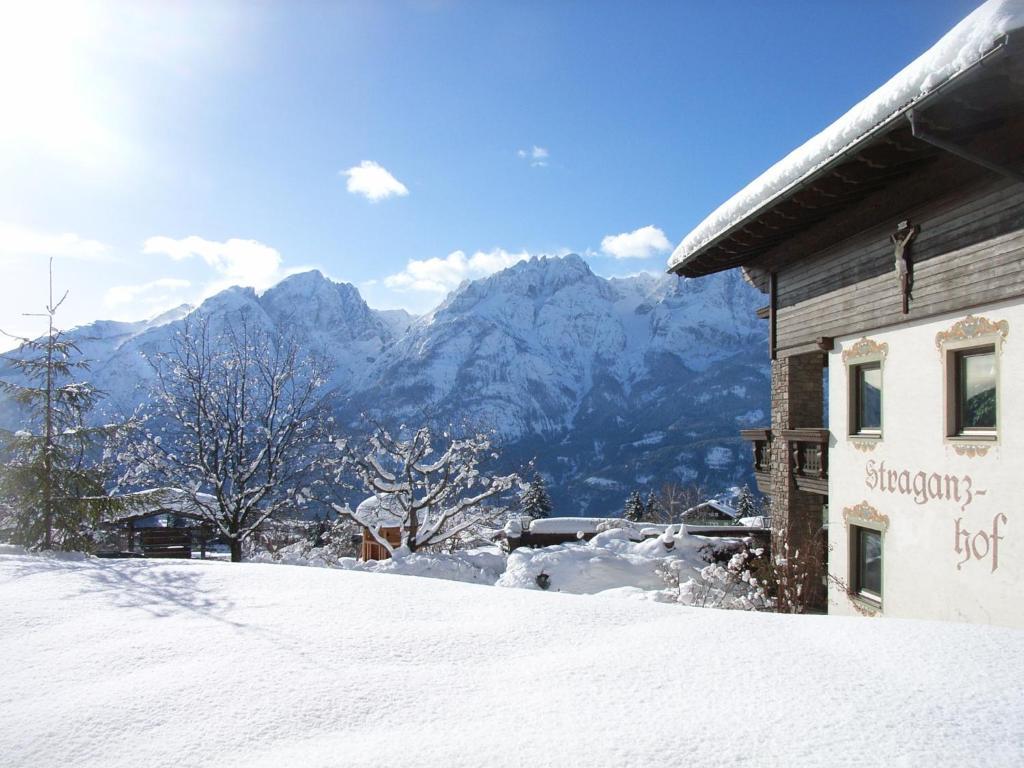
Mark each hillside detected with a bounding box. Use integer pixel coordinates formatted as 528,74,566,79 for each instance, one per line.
2,549,1022,768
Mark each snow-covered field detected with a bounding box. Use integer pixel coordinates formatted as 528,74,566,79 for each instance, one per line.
2,550,1023,768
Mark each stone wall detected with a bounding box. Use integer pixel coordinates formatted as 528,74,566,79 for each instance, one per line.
770,352,827,609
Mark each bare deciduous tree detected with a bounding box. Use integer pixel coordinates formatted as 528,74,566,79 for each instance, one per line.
654,481,706,524
333,424,516,555
122,312,329,561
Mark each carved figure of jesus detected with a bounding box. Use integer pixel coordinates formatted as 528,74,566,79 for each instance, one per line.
890,221,918,314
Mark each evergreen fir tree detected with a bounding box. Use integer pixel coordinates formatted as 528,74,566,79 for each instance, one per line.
734,485,758,518
644,490,661,522
519,472,553,520
623,490,644,522
0,261,117,550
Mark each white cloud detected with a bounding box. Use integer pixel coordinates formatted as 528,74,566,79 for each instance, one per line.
104,277,191,308
517,145,549,167
600,225,672,260
384,248,530,293
0,222,110,262
341,160,409,202
143,235,283,289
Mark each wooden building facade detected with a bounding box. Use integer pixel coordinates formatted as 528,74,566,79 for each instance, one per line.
360,525,402,561
355,494,406,561
669,7,1024,625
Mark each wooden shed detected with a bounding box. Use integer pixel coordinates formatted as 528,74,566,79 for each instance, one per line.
101,488,218,559
355,494,406,561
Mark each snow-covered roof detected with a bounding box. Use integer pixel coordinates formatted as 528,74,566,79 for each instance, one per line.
668,0,1024,272
114,487,217,522
681,499,739,520
528,517,625,535
354,494,406,528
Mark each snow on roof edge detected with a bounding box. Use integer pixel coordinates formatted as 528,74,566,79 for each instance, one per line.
681,499,739,518
668,0,1024,272
354,494,406,528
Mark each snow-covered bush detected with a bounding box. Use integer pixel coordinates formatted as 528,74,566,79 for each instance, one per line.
497,527,737,595
339,547,508,584
761,529,828,613
659,543,771,610
251,514,361,564
253,542,507,585
657,520,827,613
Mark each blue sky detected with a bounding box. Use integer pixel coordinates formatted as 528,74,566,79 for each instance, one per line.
0,0,981,345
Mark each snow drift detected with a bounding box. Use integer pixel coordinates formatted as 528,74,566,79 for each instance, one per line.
2,550,1023,768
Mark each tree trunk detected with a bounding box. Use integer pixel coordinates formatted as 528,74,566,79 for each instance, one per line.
407,509,419,553
42,304,54,551
230,539,243,562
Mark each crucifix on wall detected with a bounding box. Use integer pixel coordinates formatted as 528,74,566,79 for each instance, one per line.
890,219,919,314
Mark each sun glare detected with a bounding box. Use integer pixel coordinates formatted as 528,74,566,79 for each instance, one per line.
0,0,116,166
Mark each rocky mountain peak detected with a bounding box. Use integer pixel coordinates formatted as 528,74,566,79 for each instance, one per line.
2,256,769,516
259,270,387,344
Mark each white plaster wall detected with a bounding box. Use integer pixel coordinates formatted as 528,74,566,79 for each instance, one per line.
828,297,1024,627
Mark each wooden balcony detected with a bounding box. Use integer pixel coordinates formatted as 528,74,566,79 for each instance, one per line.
739,428,772,495
781,428,830,496
741,427,830,497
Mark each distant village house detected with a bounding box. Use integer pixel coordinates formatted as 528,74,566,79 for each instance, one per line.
679,499,739,525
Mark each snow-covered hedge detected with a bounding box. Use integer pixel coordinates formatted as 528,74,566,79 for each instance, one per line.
497,528,734,595
252,542,507,585
254,526,761,604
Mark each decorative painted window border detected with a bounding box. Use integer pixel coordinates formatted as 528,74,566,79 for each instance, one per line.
842,500,890,532
934,315,1008,457
842,337,888,449
842,501,888,616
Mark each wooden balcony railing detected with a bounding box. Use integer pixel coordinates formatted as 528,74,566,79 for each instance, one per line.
781,428,830,496
739,428,772,495
741,427,830,497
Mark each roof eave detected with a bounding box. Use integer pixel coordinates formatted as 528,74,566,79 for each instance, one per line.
668,33,1014,278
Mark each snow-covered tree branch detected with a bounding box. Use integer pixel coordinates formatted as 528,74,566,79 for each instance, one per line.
120,311,331,561
332,424,517,555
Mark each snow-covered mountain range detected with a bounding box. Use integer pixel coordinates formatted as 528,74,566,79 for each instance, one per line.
1,255,769,515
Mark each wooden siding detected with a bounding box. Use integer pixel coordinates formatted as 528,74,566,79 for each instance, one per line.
769,174,1024,356
360,525,402,561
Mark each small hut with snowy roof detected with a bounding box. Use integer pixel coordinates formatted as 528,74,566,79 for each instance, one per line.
355,494,406,561
101,488,218,558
